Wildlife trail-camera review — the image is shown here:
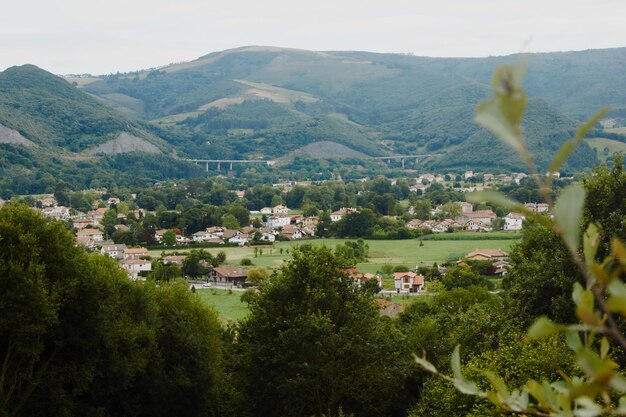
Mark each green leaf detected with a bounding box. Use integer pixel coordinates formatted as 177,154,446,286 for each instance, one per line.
528,316,559,339
611,375,626,393
453,378,483,396
475,99,524,154
565,330,582,352
465,189,519,207
549,108,610,174
549,139,579,175
575,288,597,325
575,108,611,140
554,184,586,252
606,280,626,316
583,223,600,266
451,345,462,379
483,370,509,399
573,396,602,417
413,354,438,374
600,337,609,359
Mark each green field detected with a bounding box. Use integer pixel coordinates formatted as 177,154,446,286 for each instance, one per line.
152,236,518,270
150,232,520,289
194,288,250,323
153,235,519,286
588,138,626,162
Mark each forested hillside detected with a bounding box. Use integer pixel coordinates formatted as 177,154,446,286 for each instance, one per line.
79,46,626,168
1,46,626,193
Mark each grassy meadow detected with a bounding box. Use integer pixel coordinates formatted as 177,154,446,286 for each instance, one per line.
151,234,519,272
194,288,250,323
189,233,519,321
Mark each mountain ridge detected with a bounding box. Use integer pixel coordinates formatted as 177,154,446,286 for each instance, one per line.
1,46,626,195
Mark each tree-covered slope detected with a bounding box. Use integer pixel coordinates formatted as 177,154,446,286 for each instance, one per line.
0,64,164,152
75,46,626,168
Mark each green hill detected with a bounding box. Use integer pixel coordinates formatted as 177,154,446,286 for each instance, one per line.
76,46,626,169
3,46,626,195
0,65,204,196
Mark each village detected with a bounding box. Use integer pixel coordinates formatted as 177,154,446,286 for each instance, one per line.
2,167,549,294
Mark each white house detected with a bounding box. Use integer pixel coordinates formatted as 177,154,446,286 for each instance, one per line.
330,207,357,222
267,215,291,228
465,220,493,232
121,258,152,280
260,207,273,215
261,232,276,242
76,228,104,244
272,205,289,214
229,233,250,246
504,212,525,231
101,244,127,259
393,272,425,293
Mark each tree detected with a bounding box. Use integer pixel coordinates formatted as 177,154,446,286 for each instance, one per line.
0,204,227,417
335,209,377,238
503,221,580,326
162,229,177,246
233,245,411,417
582,154,626,259
439,201,461,219
150,261,182,282
412,199,432,220
246,267,269,286
221,213,240,230
441,265,490,290
183,250,211,279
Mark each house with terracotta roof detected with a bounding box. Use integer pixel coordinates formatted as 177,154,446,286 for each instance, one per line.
76,228,104,244
504,212,525,231
347,268,382,288
330,207,357,222
457,210,497,225
393,272,425,293
273,205,289,215
210,266,248,285
162,255,187,265
101,244,127,259
121,258,151,280
73,218,93,230
406,219,423,229
464,249,508,262
266,214,291,229
229,233,250,246
123,247,148,260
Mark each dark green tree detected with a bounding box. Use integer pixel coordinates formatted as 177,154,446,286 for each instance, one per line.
162,229,177,246
233,245,410,417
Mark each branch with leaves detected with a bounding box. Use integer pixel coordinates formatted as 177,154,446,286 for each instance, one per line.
414,62,626,417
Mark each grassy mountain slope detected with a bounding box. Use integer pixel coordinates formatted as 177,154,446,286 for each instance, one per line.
0,65,206,196
0,65,167,152
76,46,626,170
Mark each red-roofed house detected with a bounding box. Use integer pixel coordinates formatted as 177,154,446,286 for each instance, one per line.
393,271,425,293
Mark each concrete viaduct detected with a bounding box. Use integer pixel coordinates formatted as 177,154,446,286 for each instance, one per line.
186,154,437,171
187,159,276,171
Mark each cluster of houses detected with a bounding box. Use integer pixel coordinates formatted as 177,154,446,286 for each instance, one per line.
390,247,510,294
406,201,530,233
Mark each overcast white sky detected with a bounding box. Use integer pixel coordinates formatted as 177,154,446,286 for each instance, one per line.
1,0,625,74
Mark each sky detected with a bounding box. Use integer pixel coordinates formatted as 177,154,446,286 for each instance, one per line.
1,0,625,74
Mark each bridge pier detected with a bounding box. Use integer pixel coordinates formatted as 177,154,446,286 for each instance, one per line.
217,162,221,170
230,162,233,170
205,162,209,172
401,158,405,168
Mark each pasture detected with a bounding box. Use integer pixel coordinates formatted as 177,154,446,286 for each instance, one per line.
194,288,250,323
152,234,519,272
